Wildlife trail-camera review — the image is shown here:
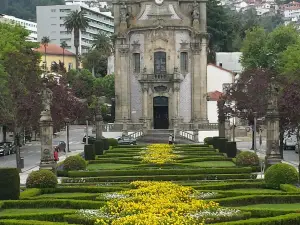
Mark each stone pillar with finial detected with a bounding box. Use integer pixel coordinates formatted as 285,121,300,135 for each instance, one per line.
95,97,104,140
39,76,56,172
265,77,281,167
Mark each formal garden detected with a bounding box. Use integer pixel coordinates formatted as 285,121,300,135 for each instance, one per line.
1,137,300,224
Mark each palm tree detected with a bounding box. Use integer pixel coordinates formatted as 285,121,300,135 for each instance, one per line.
60,41,68,64
92,32,112,57
64,10,89,70
41,36,50,71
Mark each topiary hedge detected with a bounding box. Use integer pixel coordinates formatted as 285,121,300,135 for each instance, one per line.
93,140,104,155
265,163,299,189
236,151,259,166
218,138,228,153
63,156,86,171
108,138,118,147
212,136,221,149
84,144,95,160
204,137,213,145
26,170,57,188
0,168,20,200
102,138,109,150
226,141,237,158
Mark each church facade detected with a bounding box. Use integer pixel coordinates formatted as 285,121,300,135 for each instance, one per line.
113,0,208,129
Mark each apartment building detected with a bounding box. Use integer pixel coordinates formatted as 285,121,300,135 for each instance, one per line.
0,13,37,42
36,3,114,55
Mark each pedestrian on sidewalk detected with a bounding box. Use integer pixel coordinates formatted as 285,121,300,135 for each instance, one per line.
54,147,59,162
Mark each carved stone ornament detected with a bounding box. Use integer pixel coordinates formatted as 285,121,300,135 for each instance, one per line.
154,85,168,93
43,148,50,155
190,42,201,54
118,47,129,56
120,2,127,22
41,83,53,113
131,40,140,51
192,1,200,20
180,40,189,49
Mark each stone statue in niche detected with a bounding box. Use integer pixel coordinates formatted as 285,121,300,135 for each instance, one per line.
120,2,127,23
192,1,200,20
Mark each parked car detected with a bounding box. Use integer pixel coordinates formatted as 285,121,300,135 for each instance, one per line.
53,141,66,152
283,133,297,150
0,142,11,156
117,136,137,145
82,135,96,144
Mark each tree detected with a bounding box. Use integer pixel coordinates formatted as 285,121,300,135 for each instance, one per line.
93,74,115,99
241,25,299,71
278,42,300,77
41,36,50,70
82,32,112,77
64,10,89,70
60,41,68,64
69,69,95,99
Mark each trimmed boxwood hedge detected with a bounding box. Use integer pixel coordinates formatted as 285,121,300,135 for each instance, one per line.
0,220,72,225
212,136,221,149
215,194,300,206
84,144,95,160
218,138,228,153
226,142,237,158
64,214,96,225
212,213,300,225
0,168,20,200
0,199,105,209
94,140,104,155
67,167,252,177
41,186,127,194
102,138,109,150
108,138,118,147
280,184,300,192
62,173,253,183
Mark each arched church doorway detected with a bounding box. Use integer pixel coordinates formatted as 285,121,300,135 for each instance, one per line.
153,96,169,129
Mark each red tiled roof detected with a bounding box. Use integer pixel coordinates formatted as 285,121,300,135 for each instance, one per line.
208,90,223,101
33,43,75,56
208,63,235,74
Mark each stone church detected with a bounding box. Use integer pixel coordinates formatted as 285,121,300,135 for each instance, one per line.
113,0,208,129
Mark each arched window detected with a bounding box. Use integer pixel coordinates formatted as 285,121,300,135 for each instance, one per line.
154,51,166,75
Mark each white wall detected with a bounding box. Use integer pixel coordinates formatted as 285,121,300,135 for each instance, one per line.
207,64,234,93
207,101,218,123
215,52,243,74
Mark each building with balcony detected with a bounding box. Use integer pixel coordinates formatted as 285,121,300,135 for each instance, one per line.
36,4,114,55
113,0,208,130
0,13,37,42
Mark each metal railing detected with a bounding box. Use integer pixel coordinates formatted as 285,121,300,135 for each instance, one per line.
179,130,196,142
128,130,144,139
139,74,175,81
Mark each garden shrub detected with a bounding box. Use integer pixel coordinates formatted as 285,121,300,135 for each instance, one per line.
64,214,96,225
20,188,41,199
84,144,95,160
94,140,104,155
26,170,57,188
236,151,259,166
218,138,228,153
204,137,213,145
63,156,86,171
212,136,221,149
226,141,237,158
280,184,300,192
108,138,118,147
265,163,299,188
102,138,109,150
0,168,20,200
0,220,72,225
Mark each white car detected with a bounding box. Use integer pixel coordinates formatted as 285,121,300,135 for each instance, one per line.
284,135,297,150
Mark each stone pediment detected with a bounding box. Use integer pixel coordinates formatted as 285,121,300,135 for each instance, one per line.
139,3,181,20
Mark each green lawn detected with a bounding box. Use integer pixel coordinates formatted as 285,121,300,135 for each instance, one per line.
87,163,136,170
183,161,236,167
0,208,75,215
237,203,300,211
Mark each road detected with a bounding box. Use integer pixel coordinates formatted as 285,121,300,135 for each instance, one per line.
0,125,89,171
237,139,299,166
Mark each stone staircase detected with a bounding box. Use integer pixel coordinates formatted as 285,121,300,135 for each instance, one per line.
137,129,196,144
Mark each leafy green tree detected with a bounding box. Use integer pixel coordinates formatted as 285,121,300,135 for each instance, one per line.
82,32,112,77
278,42,300,77
70,69,95,99
93,75,115,99
64,10,89,70
241,25,299,70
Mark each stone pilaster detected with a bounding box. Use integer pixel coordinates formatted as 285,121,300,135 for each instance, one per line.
199,2,207,32
191,45,201,124
115,43,131,122
95,114,103,140
199,38,208,123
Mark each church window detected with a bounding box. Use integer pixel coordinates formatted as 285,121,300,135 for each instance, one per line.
180,52,188,72
154,51,166,74
133,53,140,73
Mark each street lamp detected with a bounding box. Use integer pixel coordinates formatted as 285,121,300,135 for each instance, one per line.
64,117,71,154
85,116,89,145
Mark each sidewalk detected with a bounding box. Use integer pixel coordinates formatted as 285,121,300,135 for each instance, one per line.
20,150,83,185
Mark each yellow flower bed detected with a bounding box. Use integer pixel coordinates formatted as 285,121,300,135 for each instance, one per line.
141,144,177,164
95,181,219,225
